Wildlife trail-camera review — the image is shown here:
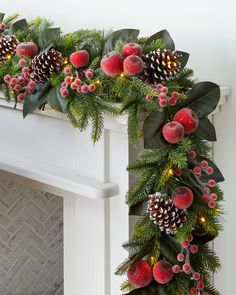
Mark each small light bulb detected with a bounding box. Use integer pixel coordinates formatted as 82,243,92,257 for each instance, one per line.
120,73,125,78
168,168,174,176
96,80,101,85
6,54,12,60
199,216,206,224
63,59,68,65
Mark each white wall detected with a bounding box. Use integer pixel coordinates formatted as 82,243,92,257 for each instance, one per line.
1,0,235,294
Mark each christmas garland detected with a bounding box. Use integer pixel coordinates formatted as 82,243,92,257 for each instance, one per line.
0,13,224,295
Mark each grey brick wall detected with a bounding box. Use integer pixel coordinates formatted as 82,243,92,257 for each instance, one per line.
0,176,63,295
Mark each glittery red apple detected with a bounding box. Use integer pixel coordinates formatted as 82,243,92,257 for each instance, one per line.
122,42,143,57
100,51,123,76
70,50,90,68
172,186,194,209
123,55,144,76
127,260,153,287
162,121,184,144
16,42,38,58
173,108,199,134
153,260,174,284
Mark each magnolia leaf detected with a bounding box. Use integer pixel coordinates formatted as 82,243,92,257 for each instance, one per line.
8,19,28,35
160,234,180,265
199,158,225,183
194,117,217,141
179,82,220,118
143,111,168,149
23,83,51,118
144,29,175,51
177,51,190,70
37,28,61,50
45,86,67,112
103,29,140,54
0,13,5,22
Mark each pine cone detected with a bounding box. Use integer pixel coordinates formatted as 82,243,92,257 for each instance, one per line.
141,49,182,84
0,34,19,63
29,49,63,83
147,192,187,234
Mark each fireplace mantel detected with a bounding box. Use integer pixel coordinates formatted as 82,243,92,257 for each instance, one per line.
0,86,231,295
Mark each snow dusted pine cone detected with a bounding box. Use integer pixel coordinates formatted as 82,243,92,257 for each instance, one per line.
147,192,187,234
0,34,19,63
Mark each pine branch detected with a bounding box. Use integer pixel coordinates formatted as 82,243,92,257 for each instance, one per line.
142,39,165,54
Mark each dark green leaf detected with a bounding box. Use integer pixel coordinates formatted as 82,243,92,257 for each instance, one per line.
0,13,5,22
129,200,147,216
199,158,225,183
179,82,221,118
38,28,61,50
23,83,51,118
8,19,28,34
125,285,167,295
160,234,180,265
177,51,189,70
46,86,67,112
194,117,217,141
144,30,175,51
103,29,139,54
143,111,168,149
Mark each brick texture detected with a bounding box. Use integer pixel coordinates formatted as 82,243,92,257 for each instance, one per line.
0,176,63,295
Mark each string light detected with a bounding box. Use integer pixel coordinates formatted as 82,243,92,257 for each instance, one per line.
120,73,125,78
199,216,206,224
5,54,12,60
150,256,157,265
63,59,69,65
167,168,174,177
96,80,101,85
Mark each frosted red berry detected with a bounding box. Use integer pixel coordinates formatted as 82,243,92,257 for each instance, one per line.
10,78,17,85
161,87,168,94
193,272,201,281
187,234,193,242
172,265,180,273
17,93,26,101
206,167,214,175
190,288,197,295
146,94,153,101
182,263,191,273
85,69,94,79
204,186,210,194
22,67,29,73
208,179,216,187
156,83,163,90
197,281,204,290
60,88,69,97
70,82,77,90
201,160,208,168
210,193,217,201
74,78,82,86
4,74,11,82
188,150,196,158
181,240,189,248
159,100,167,107
168,98,177,106
177,253,185,262
65,76,73,84
14,84,21,92
18,59,26,66
88,84,96,92
76,86,81,92
202,194,209,202
208,200,216,208
190,245,198,254
61,82,67,88
18,76,25,84
81,85,89,93
64,67,71,75
158,93,166,100
171,92,179,99
0,23,7,30
193,167,201,176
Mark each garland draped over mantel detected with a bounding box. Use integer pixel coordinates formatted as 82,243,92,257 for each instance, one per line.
0,13,224,295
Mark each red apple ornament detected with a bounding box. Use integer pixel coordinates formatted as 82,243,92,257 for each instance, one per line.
173,108,199,134
162,121,184,144
70,50,90,68
123,55,144,76
122,42,143,57
16,42,38,58
153,260,174,284
172,186,194,209
127,260,153,287
100,51,123,76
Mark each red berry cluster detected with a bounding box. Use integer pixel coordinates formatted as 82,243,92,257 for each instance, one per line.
60,67,96,98
188,151,217,209
146,84,180,107
3,59,36,101
0,23,7,30
172,235,209,295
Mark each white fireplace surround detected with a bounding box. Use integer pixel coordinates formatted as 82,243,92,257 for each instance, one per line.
0,87,230,295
